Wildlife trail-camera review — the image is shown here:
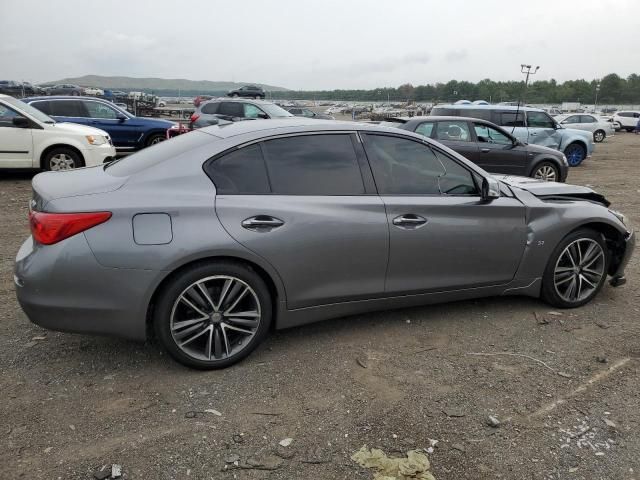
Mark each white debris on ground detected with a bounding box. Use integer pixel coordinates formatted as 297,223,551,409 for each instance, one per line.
558,416,616,455
352,446,436,480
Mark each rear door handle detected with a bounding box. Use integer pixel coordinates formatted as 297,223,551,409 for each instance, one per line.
241,215,284,231
481,148,490,153
392,214,427,229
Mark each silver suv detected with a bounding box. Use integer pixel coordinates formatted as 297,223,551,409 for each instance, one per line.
190,98,293,129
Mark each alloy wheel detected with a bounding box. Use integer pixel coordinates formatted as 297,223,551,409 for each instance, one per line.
149,136,165,145
565,144,585,166
534,165,557,182
594,131,605,142
49,153,76,170
553,238,605,303
170,275,262,361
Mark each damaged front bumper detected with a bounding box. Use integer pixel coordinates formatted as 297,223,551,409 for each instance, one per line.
609,229,635,287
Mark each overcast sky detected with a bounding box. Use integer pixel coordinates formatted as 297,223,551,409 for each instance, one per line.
1,0,637,90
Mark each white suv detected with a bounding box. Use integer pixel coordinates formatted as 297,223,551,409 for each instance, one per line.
612,111,640,132
0,94,116,170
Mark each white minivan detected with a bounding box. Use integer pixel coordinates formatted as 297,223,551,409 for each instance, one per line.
0,94,116,170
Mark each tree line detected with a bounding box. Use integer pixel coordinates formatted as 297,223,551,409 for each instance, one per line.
269,73,640,104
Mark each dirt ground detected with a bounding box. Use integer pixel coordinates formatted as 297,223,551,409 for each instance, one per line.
1,132,639,480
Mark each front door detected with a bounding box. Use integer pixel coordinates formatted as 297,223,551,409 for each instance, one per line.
210,133,389,309
361,133,527,294
0,103,34,168
471,122,527,175
82,100,140,149
526,111,561,150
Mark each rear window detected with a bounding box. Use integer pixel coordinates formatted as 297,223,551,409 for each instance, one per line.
105,131,216,177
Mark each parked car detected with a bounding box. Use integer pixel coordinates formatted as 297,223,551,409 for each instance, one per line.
381,116,568,182
0,94,115,170
0,80,23,96
23,96,174,153
43,84,85,96
554,114,615,142
83,86,104,96
227,85,265,99
14,119,634,369
285,106,334,120
190,98,293,129
611,111,640,132
431,104,594,166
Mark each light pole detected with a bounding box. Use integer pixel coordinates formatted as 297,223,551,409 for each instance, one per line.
594,82,601,113
520,64,540,106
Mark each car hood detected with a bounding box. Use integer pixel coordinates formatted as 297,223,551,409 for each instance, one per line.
496,175,610,206
523,142,564,157
132,117,174,128
560,127,593,140
51,122,110,137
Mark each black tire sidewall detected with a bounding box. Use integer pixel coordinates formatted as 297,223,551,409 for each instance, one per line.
541,228,609,308
154,261,273,369
594,130,605,142
42,147,84,171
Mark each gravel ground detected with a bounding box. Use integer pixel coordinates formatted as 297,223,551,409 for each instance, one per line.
1,133,639,480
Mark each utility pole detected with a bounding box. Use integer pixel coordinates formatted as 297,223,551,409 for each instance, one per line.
594,81,601,113
520,64,540,106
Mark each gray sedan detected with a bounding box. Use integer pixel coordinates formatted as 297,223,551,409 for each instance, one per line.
15,119,634,369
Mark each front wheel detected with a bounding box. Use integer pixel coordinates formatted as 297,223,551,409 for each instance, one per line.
42,147,84,171
154,261,273,369
145,133,166,147
532,161,560,182
593,130,605,143
541,229,609,308
564,143,586,166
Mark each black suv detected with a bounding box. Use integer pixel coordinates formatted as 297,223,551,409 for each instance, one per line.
227,85,265,99
382,116,569,182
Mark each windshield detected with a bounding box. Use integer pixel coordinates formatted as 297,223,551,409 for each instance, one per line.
260,103,294,118
2,95,56,124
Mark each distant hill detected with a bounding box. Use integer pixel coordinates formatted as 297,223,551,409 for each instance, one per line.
44,75,289,95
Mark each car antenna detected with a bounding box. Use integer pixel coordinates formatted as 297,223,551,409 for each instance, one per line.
512,64,540,135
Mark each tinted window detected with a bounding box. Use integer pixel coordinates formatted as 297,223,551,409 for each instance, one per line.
473,123,513,145
218,102,244,117
430,107,459,116
0,104,25,128
464,109,493,121
201,102,219,114
364,134,445,195
414,122,434,137
499,112,525,127
434,121,471,142
581,115,597,123
526,111,555,128
262,134,364,195
50,100,86,117
205,144,270,194
84,101,118,119
30,100,52,115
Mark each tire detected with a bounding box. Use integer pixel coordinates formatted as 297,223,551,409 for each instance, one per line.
593,130,605,143
42,147,84,171
564,143,586,166
145,133,166,147
71,91,80,96
532,161,560,182
154,261,273,369
625,127,634,133
541,229,609,309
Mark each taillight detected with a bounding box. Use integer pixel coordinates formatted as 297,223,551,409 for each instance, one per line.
190,113,200,123
29,211,112,245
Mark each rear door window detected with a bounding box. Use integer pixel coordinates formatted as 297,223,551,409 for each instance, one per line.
201,102,219,114
434,121,472,142
218,102,244,117
50,100,86,117
30,101,52,115
580,115,597,123
262,134,365,195
499,112,525,127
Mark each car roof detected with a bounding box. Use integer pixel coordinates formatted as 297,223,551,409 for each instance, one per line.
198,118,427,140
22,95,109,102
202,98,272,105
387,115,500,124
434,104,545,113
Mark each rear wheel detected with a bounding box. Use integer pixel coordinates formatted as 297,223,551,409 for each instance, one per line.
532,161,559,182
593,130,605,142
154,261,273,369
42,147,84,171
541,229,609,308
564,143,586,166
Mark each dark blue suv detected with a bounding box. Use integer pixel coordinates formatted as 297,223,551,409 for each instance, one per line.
23,96,174,153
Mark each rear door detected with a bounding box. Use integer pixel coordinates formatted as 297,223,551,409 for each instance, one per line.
432,120,479,161
0,102,33,168
361,133,526,293
211,133,389,309
526,111,561,149
48,99,89,126
471,122,527,175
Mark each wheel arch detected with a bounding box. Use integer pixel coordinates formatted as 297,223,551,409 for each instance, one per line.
569,221,627,275
39,143,85,169
527,156,563,177
145,255,282,339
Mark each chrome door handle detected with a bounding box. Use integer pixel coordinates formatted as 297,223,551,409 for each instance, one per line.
241,215,284,231
392,214,427,229
481,148,490,153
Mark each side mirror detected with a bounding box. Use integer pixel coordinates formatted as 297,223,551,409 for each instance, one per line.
116,113,127,122
257,113,269,119
481,176,500,201
12,116,30,128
